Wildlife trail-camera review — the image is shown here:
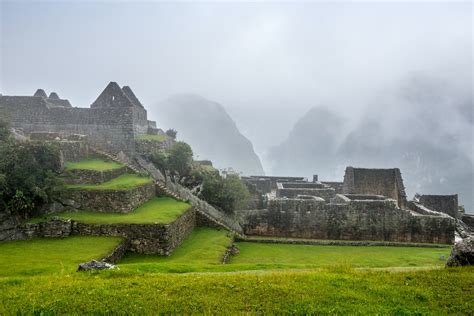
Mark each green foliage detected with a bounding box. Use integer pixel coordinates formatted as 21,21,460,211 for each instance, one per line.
65,159,124,171
0,116,10,142
200,172,250,213
28,197,191,225
165,128,177,139
150,150,169,174
65,173,152,191
0,128,61,217
167,141,193,177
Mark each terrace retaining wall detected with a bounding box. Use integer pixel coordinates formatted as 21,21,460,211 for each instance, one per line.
21,208,196,255
64,182,155,213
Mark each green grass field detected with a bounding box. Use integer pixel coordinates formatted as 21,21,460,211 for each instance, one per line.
27,197,191,224
0,229,472,314
0,236,123,277
230,242,451,269
0,267,472,314
65,159,124,171
136,134,168,142
65,173,152,190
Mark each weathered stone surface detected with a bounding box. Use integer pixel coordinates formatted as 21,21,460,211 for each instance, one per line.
77,260,116,271
343,167,407,208
62,166,127,185
239,198,455,244
419,194,459,219
446,237,474,267
65,182,155,213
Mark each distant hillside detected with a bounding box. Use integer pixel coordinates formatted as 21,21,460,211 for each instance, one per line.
152,94,264,176
268,107,346,180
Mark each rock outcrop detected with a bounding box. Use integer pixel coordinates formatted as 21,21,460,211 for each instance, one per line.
446,237,474,267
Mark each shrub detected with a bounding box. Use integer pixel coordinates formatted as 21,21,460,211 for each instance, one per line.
168,141,193,178
165,128,177,139
200,172,250,214
0,120,61,218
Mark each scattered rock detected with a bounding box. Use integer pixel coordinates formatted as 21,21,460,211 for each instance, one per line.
77,260,117,271
446,236,474,267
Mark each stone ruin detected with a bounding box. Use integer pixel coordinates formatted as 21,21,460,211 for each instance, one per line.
0,82,165,153
239,167,461,244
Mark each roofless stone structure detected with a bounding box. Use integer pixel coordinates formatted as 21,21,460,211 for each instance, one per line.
0,82,160,153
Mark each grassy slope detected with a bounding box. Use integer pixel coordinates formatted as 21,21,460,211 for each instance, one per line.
136,134,168,142
231,242,451,269
120,227,231,272
0,236,123,277
65,159,124,171
1,268,472,314
28,197,191,224
65,173,152,190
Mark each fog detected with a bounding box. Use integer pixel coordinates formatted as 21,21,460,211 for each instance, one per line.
1,1,472,209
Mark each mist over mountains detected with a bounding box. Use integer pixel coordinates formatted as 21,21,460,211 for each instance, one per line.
151,94,264,176
268,75,474,213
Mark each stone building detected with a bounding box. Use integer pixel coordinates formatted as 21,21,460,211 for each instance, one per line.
0,82,162,153
239,167,457,244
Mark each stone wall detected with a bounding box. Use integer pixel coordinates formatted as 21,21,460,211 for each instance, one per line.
276,182,336,201
239,198,454,244
21,208,196,255
134,138,174,155
419,194,459,219
462,214,474,230
0,96,137,153
321,181,343,194
343,167,407,208
64,182,155,213
63,166,128,185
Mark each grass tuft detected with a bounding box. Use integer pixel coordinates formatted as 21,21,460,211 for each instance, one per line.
136,134,168,142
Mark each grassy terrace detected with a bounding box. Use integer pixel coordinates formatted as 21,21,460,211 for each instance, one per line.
136,134,168,142
0,236,123,276
65,173,152,190
28,197,191,224
65,159,124,171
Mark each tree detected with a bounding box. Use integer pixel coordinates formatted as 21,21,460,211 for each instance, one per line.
168,141,193,178
200,172,250,214
0,119,61,218
165,128,177,139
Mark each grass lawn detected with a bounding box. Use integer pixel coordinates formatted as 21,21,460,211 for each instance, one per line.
0,267,472,314
119,227,232,273
64,159,124,171
136,134,168,142
65,173,152,190
0,236,123,277
27,197,191,225
230,242,452,270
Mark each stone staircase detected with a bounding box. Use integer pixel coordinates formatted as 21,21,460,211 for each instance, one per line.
89,146,245,237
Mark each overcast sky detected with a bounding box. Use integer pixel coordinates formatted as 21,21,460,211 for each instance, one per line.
0,1,472,163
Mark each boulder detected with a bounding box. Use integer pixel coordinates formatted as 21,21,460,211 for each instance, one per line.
446,236,474,267
77,260,117,271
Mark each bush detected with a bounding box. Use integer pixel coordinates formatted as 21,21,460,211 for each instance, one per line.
0,121,61,218
165,129,177,139
200,172,250,214
168,141,193,178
